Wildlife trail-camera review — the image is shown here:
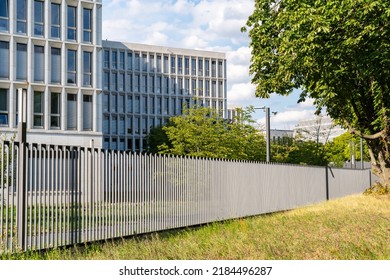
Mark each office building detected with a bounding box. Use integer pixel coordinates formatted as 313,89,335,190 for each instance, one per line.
101,41,226,151
0,0,227,151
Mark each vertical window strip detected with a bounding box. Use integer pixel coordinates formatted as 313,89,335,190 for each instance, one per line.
83,8,92,43
0,88,8,126
0,0,9,32
51,3,61,39
16,0,27,34
34,0,44,36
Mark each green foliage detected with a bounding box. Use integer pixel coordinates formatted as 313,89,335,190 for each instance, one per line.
272,138,328,166
243,0,390,185
150,106,266,161
325,132,370,167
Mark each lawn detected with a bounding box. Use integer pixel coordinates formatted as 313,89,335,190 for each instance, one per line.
2,193,389,260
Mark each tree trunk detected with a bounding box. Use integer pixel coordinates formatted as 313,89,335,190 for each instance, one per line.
367,135,390,187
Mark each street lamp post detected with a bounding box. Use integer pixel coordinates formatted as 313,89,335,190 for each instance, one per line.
255,106,271,163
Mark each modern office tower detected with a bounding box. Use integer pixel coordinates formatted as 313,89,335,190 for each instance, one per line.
0,1,227,151
101,41,227,151
0,0,103,147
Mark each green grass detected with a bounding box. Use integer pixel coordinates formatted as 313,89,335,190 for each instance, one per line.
1,194,389,260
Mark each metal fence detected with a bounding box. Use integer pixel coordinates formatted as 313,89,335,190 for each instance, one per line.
0,141,374,253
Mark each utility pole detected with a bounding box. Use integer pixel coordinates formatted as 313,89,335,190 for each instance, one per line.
255,106,271,163
17,88,27,251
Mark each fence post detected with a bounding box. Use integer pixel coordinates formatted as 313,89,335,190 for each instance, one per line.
325,165,329,200
17,88,27,251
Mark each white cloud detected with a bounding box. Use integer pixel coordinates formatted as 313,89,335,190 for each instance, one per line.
227,82,256,104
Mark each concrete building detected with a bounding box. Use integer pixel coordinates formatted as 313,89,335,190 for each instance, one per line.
101,41,227,151
0,0,227,151
0,0,103,147
293,115,345,144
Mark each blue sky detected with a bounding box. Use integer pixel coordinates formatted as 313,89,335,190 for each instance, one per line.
102,0,318,129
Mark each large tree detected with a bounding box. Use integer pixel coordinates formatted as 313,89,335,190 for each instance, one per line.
243,0,390,186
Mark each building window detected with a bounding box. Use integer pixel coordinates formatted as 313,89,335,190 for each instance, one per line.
218,81,224,98
163,76,169,94
141,75,147,93
157,55,162,73
142,118,147,135
16,43,27,80
170,77,175,95
156,97,162,114
198,79,203,96
103,71,109,90
16,0,27,34
51,3,61,39
119,94,125,113
111,116,117,135
178,57,183,74
149,54,155,72
127,95,132,113
134,74,139,92
104,50,109,68
127,52,133,70
119,52,125,70
191,79,196,95
103,115,109,133
34,0,44,36
111,51,117,69
205,80,210,96
83,95,93,131
185,79,190,95
191,58,196,76
0,89,8,126
178,78,183,95
198,59,203,76
50,92,61,129
83,51,92,87
149,96,155,114
211,60,216,77
134,95,140,114
0,0,9,32
0,41,9,79
118,73,124,92
156,76,161,94
67,49,77,84
134,117,139,134
67,6,77,41
205,59,210,76
51,47,61,84
103,93,109,112
141,96,147,114
163,55,169,74
33,91,44,128
171,56,176,74
34,45,44,82
110,94,117,113
185,57,189,75
83,8,92,43
111,72,117,91
67,94,77,130
142,54,147,72
212,81,216,97
163,97,169,115
119,138,125,150
148,75,154,93
218,61,223,78
134,53,140,71
127,74,132,91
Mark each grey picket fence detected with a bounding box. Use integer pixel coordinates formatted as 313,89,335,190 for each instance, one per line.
0,141,374,253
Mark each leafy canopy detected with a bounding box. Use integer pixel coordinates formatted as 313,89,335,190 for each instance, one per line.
243,0,390,139
150,106,266,161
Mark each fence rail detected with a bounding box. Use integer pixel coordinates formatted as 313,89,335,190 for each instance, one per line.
0,141,374,253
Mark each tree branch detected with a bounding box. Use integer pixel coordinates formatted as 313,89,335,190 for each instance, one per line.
344,119,385,140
